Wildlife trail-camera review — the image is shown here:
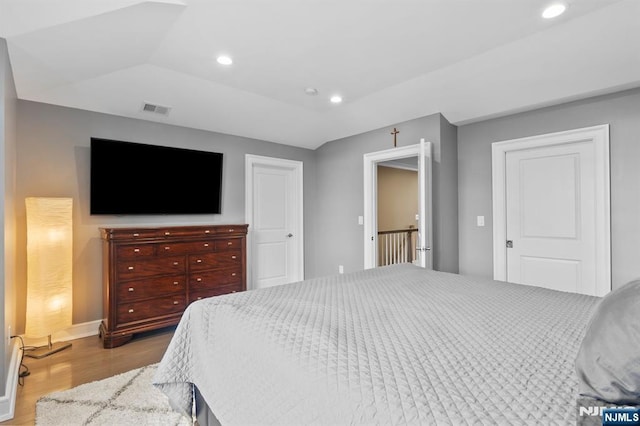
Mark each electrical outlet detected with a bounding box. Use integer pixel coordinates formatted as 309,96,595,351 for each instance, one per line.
7,326,11,345
339,265,344,274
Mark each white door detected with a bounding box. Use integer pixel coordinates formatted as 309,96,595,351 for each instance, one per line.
245,155,304,289
492,125,611,296
417,139,433,269
363,140,433,270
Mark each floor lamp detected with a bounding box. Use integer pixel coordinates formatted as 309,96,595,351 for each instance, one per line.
25,197,73,359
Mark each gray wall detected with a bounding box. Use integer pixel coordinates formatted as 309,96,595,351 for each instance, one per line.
314,113,459,277
458,88,640,290
437,115,459,273
14,100,318,332
14,102,462,334
1,38,17,397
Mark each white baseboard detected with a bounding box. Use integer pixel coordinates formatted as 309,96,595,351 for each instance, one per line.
0,341,21,422
55,319,102,342
22,319,102,347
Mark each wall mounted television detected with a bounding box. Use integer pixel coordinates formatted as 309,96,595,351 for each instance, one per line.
90,138,223,215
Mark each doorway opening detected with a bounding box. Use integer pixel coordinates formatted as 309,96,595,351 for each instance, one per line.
363,141,433,270
376,159,419,266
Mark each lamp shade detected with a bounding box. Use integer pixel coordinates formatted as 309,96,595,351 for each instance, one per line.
25,197,73,338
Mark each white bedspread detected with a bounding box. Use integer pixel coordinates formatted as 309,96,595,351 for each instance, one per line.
154,264,600,425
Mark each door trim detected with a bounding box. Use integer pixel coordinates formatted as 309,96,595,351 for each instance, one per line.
363,141,432,270
491,124,611,296
245,154,304,289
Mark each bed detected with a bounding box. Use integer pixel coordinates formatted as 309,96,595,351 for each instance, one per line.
153,263,603,425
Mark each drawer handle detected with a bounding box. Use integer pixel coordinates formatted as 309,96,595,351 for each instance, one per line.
231,272,237,277
232,291,237,293
197,296,203,300
173,262,179,266
165,232,171,236
128,287,134,292
133,248,140,253
227,242,233,246
204,243,209,247
231,256,237,260
164,246,171,251
173,301,179,305
128,309,134,313
228,229,234,232
128,266,134,270
196,259,202,263
133,233,139,237
204,230,210,234
173,281,179,285
196,278,202,282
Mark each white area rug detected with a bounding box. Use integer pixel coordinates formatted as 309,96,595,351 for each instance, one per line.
36,364,190,425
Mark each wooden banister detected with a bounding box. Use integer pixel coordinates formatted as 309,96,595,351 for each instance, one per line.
377,228,418,266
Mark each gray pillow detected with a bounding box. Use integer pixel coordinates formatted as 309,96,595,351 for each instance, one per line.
575,279,640,404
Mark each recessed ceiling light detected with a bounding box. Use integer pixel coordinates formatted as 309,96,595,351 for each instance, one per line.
330,95,343,104
216,55,233,65
542,3,566,19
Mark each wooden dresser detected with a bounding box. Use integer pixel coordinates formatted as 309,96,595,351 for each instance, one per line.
99,224,248,348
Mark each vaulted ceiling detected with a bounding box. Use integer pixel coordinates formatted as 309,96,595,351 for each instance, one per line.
1,0,638,149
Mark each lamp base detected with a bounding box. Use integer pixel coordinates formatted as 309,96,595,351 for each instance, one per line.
25,336,72,359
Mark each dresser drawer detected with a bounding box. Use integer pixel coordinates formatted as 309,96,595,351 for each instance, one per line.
215,238,242,251
157,240,216,256
190,284,242,303
117,294,186,324
214,226,243,235
116,244,155,259
117,256,186,280
117,275,185,302
190,250,241,271
190,266,242,288
106,228,163,240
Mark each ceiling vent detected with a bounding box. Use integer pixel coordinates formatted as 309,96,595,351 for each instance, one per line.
141,102,171,116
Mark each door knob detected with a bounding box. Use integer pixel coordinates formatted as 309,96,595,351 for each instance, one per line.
286,233,293,238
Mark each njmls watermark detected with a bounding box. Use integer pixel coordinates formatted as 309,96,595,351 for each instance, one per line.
578,405,640,426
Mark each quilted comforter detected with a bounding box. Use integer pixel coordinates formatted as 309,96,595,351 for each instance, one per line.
154,264,600,425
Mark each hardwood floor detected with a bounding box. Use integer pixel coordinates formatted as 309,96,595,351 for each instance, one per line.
2,327,175,425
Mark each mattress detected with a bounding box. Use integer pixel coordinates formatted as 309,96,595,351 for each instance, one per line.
154,263,601,425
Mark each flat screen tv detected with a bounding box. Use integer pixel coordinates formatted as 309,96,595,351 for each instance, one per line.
90,138,223,215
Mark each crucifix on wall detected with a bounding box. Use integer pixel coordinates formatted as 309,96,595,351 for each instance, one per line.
391,127,399,147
